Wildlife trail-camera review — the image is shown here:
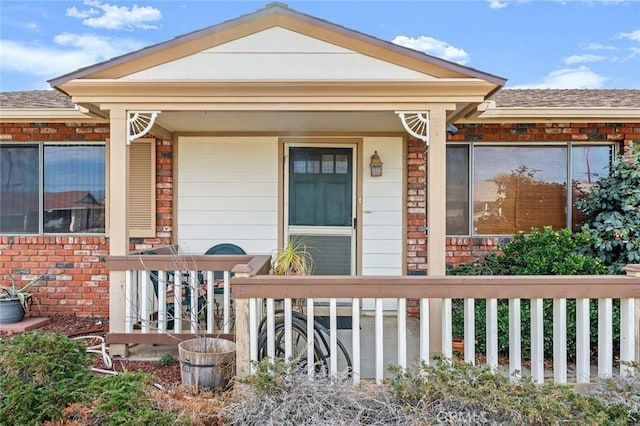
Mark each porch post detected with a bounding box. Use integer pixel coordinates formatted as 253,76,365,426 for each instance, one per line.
107,106,130,357
427,106,447,354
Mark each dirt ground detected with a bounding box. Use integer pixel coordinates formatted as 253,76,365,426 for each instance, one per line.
1,314,183,387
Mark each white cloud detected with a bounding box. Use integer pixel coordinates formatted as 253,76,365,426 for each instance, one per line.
66,6,98,19
584,42,618,51
618,29,640,42
563,54,606,64
511,66,608,89
66,0,161,31
0,34,145,79
488,0,509,9
392,35,469,65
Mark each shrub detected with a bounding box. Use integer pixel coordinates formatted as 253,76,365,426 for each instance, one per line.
0,331,91,425
576,149,640,273
449,227,607,276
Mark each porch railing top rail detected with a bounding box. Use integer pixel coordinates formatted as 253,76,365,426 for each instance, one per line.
232,273,640,299
106,254,271,276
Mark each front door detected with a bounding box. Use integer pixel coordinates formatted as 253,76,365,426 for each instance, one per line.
287,146,355,275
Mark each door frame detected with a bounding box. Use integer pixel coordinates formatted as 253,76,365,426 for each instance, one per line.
279,137,363,275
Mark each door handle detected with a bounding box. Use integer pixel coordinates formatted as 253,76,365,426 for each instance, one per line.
352,217,357,229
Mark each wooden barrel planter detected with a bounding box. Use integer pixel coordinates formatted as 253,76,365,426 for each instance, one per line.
178,337,235,390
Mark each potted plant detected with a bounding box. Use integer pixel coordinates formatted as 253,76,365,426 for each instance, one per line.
271,238,315,276
271,238,314,311
0,274,43,324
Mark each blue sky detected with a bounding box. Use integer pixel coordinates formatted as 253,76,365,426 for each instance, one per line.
0,0,638,92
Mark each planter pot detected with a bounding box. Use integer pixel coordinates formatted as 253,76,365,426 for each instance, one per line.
178,337,235,390
452,340,465,353
0,298,26,324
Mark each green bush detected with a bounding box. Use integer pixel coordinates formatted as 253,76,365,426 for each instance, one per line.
449,227,607,276
576,149,640,273
449,227,613,360
0,331,91,425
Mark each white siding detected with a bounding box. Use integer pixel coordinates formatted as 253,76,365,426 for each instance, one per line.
362,137,404,276
124,27,434,81
177,137,278,255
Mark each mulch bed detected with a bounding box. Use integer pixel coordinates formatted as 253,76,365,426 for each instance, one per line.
0,314,183,387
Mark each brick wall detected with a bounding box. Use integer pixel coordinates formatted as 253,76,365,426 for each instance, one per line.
0,123,173,317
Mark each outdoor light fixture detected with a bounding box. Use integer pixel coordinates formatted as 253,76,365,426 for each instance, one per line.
370,151,383,177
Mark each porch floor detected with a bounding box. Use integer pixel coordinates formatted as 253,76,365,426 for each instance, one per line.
122,315,613,381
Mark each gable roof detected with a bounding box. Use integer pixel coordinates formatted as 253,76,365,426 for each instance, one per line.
48,2,505,88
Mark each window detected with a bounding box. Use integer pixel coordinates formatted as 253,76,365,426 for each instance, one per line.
0,143,105,234
445,143,613,236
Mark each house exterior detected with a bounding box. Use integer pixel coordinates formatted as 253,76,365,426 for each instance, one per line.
1,3,639,321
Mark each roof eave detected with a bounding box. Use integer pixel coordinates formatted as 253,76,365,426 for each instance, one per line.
0,108,104,122
461,106,640,123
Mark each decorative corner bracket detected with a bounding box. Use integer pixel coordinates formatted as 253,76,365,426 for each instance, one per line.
127,111,161,144
395,111,429,145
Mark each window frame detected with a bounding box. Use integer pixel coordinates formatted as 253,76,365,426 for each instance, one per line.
445,141,617,237
0,141,106,235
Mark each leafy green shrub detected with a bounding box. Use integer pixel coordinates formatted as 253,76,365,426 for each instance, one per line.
576,149,640,273
449,227,613,359
388,358,632,425
449,227,607,276
0,331,90,425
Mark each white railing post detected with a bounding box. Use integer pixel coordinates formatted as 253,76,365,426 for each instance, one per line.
620,298,635,376
173,271,182,332
375,298,384,383
223,270,231,333
307,298,315,378
464,298,476,365
553,298,567,384
398,298,407,369
125,270,135,333
486,298,498,371
598,298,613,378
206,271,214,333
329,298,338,375
442,298,452,360
157,270,168,333
530,298,544,383
575,298,591,383
508,298,521,380
284,298,292,359
420,298,430,364
266,298,275,360
352,298,361,384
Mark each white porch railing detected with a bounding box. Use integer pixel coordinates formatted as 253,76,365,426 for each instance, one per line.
232,269,640,385
105,253,270,347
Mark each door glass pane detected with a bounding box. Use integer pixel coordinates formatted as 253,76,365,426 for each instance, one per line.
321,154,334,174
571,145,612,231
0,145,39,233
308,157,320,174
44,145,105,233
293,160,306,174
446,145,469,235
473,146,567,235
335,155,348,174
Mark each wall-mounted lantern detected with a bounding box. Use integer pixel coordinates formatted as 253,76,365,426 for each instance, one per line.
370,151,383,177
